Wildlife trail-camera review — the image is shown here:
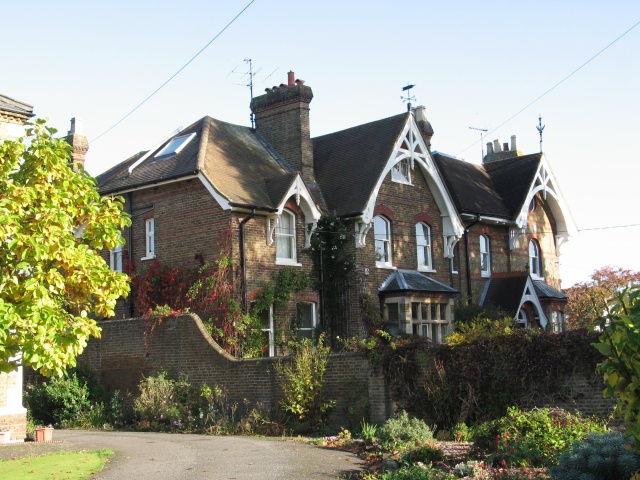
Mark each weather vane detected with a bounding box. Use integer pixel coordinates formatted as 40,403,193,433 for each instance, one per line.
401,84,416,112
536,115,545,153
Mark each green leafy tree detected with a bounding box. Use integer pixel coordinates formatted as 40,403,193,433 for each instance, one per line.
593,285,640,451
565,266,640,330
0,120,130,376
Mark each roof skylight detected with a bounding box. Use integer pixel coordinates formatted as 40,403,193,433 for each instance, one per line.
154,132,196,158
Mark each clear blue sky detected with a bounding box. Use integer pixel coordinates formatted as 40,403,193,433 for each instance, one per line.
4,0,640,288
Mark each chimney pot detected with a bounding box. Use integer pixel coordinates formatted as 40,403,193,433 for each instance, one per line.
503,142,509,151
510,135,517,151
493,139,502,152
295,79,305,85
68,117,83,135
287,71,295,86
265,88,272,93
486,142,494,155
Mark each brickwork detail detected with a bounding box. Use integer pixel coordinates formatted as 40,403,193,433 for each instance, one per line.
79,315,612,425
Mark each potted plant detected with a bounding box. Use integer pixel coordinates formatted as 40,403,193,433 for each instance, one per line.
0,428,12,443
35,425,54,442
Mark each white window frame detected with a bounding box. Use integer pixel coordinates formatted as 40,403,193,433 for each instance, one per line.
142,218,155,260
110,244,123,272
155,132,196,158
529,239,542,279
551,311,564,333
275,209,298,265
416,223,433,272
391,158,411,184
253,303,275,357
374,215,393,268
297,302,317,341
480,234,491,277
409,301,450,344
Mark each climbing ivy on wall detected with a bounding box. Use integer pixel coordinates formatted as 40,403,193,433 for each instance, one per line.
306,213,357,347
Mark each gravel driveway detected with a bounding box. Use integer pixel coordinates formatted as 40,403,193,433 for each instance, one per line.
0,430,365,480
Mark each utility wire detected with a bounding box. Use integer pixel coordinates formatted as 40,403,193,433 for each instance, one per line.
456,19,640,157
91,0,256,144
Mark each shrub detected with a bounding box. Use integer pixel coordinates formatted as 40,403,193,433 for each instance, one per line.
472,407,608,468
549,431,640,480
361,465,456,480
359,419,378,444
452,460,484,478
275,334,334,430
25,367,120,428
377,411,435,452
403,443,445,465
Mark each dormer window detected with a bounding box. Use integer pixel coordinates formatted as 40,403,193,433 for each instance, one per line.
155,132,196,159
392,159,411,184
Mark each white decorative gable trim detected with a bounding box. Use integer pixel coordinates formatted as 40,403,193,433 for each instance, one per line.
516,277,548,329
197,173,232,210
514,155,576,253
266,175,322,248
355,221,373,248
357,115,464,254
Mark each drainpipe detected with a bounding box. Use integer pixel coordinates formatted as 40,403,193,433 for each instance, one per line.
127,192,134,318
239,208,256,314
463,215,481,305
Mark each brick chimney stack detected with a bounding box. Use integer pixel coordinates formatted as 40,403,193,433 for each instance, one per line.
251,71,315,184
412,106,434,152
65,117,88,171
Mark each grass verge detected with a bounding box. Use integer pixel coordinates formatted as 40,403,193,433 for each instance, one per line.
0,449,113,480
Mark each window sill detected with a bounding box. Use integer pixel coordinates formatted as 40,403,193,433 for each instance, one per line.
376,263,397,270
418,267,436,273
141,255,156,261
391,179,413,186
275,259,302,267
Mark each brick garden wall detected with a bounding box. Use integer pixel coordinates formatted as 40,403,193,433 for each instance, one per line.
79,314,392,425
78,314,613,428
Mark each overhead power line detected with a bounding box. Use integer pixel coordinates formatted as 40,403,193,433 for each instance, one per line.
456,19,640,157
91,0,256,144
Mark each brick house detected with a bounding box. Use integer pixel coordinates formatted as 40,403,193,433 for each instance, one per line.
0,94,34,441
96,71,575,353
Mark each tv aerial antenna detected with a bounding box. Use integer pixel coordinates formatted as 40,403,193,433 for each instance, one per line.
536,115,545,153
469,126,488,161
229,58,278,128
401,84,416,112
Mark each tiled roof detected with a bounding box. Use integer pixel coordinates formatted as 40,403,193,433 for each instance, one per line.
533,280,567,300
380,269,459,294
433,152,510,218
480,273,567,315
484,153,542,219
98,116,289,209
433,152,542,221
0,94,34,117
480,273,528,315
313,112,409,216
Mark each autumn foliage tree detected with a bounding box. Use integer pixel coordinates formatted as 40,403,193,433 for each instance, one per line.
0,120,131,376
564,266,640,330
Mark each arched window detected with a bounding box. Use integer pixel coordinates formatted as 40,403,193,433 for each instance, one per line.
374,215,392,267
276,209,296,263
416,223,432,270
529,239,542,278
480,234,491,277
